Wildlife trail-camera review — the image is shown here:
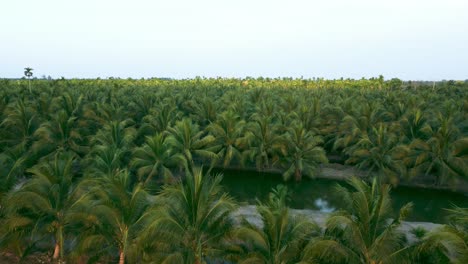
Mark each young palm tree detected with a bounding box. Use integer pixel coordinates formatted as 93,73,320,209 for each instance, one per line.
345,124,408,184
333,101,387,153
166,118,217,171
0,99,39,149
93,119,136,150
76,170,153,264
2,152,81,262
408,115,467,185
449,137,468,180
127,94,156,124
85,145,125,178
131,133,186,185
417,206,468,264
142,168,237,264
244,114,285,172
399,109,432,143
234,185,319,264
137,103,179,141
281,122,328,181
0,146,27,199
52,92,84,118
294,97,322,132
302,177,413,264
33,110,88,156
191,97,218,126
207,110,248,168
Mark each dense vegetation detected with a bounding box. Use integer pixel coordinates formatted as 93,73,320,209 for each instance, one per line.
0,77,467,263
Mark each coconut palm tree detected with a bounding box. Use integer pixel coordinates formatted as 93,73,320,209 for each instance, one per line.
127,94,156,124
333,101,388,155
131,133,186,185
32,109,88,156
345,124,408,184
166,118,217,171
449,137,468,180
2,152,81,262
244,114,285,172
302,177,413,264
24,67,33,93
399,109,432,143
52,92,84,118
207,110,248,168
281,122,328,181
93,119,136,150
234,185,319,264
75,170,153,264
137,103,180,143
83,100,127,126
417,206,468,264
407,115,467,185
85,145,126,178
141,168,237,264
294,97,322,132
191,97,218,126
0,146,27,199
0,99,40,149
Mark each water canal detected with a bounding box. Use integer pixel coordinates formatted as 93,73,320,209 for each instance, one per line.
218,169,468,223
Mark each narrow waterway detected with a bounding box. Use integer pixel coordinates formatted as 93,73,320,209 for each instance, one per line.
218,169,468,224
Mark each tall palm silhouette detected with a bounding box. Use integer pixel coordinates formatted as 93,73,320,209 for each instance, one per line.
24,67,33,93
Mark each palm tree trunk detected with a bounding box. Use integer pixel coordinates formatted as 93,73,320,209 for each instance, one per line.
53,243,60,260
294,168,302,182
194,256,201,264
193,241,201,264
143,171,155,187
77,255,88,264
53,225,63,260
119,250,125,264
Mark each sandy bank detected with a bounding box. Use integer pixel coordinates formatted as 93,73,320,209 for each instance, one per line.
233,205,441,244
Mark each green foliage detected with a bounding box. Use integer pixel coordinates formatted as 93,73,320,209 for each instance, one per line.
141,168,237,263
73,170,153,264
0,77,467,262
131,133,186,185
417,207,468,264
1,152,80,261
303,178,413,264
234,185,320,264
281,122,328,181
166,118,217,171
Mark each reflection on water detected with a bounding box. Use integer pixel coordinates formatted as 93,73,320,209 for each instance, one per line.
217,169,468,223
314,198,335,213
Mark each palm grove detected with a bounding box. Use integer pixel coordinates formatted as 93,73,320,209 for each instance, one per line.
0,77,467,263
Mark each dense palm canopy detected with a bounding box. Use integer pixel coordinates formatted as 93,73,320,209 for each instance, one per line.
0,77,466,262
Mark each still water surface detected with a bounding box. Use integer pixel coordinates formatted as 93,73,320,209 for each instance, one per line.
218,169,468,223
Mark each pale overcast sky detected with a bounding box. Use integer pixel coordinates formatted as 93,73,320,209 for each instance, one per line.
1,0,467,80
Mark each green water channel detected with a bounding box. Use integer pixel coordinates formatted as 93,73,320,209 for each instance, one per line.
217,169,468,224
